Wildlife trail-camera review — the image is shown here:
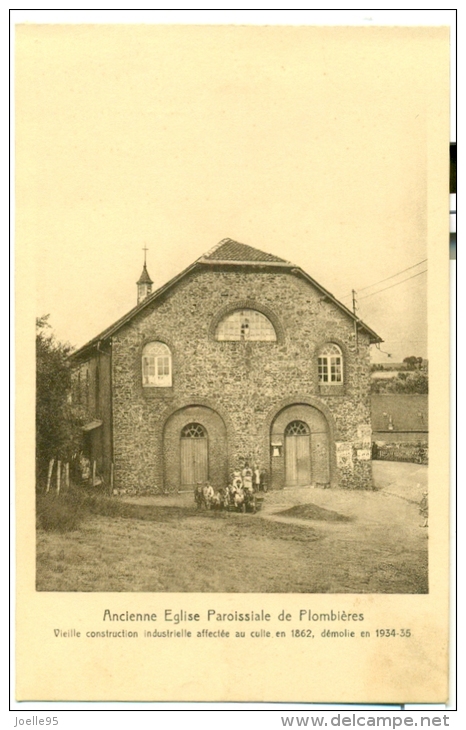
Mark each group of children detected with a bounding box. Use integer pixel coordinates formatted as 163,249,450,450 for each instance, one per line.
231,463,268,493
194,462,268,512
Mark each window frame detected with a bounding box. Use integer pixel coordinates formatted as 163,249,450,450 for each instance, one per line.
285,420,310,436
317,343,344,385
215,308,277,342
142,341,173,388
210,301,284,344
181,422,207,439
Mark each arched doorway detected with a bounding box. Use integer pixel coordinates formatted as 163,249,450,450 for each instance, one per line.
270,404,331,489
163,405,228,491
180,423,208,486
285,420,311,486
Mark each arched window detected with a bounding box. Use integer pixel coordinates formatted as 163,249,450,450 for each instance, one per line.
142,341,172,387
181,423,206,439
318,343,343,383
285,420,310,436
215,309,277,341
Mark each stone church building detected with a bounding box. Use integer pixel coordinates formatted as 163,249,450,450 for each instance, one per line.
69,239,382,492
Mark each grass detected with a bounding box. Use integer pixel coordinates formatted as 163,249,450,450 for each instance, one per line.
36,489,87,532
36,463,428,594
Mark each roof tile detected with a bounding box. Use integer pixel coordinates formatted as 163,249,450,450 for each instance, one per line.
69,239,382,360
202,238,288,263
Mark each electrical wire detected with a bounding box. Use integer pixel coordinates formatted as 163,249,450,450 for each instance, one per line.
340,258,427,299
359,268,427,300
357,258,427,292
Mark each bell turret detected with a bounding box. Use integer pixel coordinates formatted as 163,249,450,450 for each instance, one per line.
137,247,153,304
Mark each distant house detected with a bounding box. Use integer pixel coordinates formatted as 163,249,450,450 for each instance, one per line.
371,394,428,443
69,239,382,493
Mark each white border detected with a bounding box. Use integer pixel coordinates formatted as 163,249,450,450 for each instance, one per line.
9,7,457,721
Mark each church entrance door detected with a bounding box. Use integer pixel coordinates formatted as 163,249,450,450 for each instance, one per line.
270,404,331,489
180,422,208,486
285,420,311,486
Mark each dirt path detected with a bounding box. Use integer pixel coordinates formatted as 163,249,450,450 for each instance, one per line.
37,462,428,593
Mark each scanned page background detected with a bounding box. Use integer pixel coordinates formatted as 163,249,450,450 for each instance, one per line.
16,25,449,702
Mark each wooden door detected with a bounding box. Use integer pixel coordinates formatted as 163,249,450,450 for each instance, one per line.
285,421,311,486
180,423,208,486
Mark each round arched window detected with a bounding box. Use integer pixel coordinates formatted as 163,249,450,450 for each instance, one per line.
215,309,277,341
142,341,172,387
318,343,343,383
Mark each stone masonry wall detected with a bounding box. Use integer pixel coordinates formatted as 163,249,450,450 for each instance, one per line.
111,268,374,492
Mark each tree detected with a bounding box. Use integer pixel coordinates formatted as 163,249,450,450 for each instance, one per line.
403,355,423,371
36,316,82,483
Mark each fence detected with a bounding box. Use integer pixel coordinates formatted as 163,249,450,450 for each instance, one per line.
42,457,114,493
372,441,428,465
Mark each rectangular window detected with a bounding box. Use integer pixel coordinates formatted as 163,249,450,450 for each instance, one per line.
318,358,328,382
156,356,170,378
330,357,342,382
143,356,156,384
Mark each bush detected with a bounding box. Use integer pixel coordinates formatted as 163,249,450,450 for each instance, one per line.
371,371,428,394
36,489,86,532
372,441,428,465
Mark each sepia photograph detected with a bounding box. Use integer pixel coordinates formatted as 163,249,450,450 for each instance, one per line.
35,234,429,595
15,19,449,702
28,25,429,595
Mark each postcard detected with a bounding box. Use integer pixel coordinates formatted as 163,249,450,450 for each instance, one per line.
15,23,450,702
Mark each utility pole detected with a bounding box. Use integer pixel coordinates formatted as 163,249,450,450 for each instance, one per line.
352,289,359,351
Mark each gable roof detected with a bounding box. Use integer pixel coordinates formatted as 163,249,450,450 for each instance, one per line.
69,238,382,361
371,394,428,433
200,238,289,264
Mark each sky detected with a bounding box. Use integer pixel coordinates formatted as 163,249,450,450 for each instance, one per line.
16,23,448,362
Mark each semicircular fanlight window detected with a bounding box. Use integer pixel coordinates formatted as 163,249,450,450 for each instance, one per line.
181,423,206,439
285,420,309,436
216,309,277,341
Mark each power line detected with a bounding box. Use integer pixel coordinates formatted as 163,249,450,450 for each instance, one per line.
340,258,428,299
359,268,427,300
358,258,427,292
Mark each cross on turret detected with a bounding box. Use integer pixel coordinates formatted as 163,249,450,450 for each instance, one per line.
137,247,153,304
